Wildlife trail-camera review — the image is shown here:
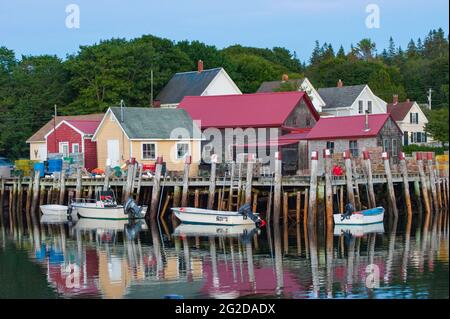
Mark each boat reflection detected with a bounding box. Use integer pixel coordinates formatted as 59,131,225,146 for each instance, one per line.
173,223,259,238
334,222,385,237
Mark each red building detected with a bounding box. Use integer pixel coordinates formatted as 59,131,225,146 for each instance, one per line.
45,119,101,171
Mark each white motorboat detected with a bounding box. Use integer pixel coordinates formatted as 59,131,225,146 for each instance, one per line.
171,204,265,227
71,190,147,220
334,222,385,237
333,207,385,225
173,223,257,238
40,204,68,216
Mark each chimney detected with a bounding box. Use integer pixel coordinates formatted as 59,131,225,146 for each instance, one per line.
198,60,204,73
364,111,370,131
337,79,343,88
281,74,289,82
406,98,410,102
153,99,161,108
393,94,399,105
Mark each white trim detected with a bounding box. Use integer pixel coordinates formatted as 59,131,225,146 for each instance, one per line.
92,108,130,141
141,142,157,161
175,141,190,160
129,138,204,141
59,142,69,157
72,143,80,153
302,78,326,108
44,120,85,140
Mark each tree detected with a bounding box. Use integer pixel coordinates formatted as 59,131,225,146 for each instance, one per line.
368,68,406,102
355,38,376,60
425,107,449,143
336,46,346,59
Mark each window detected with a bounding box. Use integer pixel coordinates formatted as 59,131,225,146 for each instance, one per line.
383,139,390,152
367,101,373,114
59,142,69,157
72,143,80,154
403,131,409,146
349,140,359,157
410,113,419,124
176,142,190,160
142,143,156,160
392,139,398,157
326,141,335,154
358,100,364,114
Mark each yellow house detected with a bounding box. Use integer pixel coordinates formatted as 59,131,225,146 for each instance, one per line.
92,107,202,176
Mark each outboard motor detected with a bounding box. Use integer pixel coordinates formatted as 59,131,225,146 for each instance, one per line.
238,203,266,228
124,198,144,219
341,202,355,221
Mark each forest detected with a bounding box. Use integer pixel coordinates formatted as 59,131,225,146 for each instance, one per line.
0,28,448,159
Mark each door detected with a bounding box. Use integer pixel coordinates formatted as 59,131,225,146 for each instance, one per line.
38,144,47,161
107,140,120,167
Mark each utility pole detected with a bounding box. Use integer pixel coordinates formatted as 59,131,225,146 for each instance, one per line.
427,88,432,110
54,104,57,153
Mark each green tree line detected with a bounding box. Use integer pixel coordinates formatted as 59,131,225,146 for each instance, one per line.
0,29,448,159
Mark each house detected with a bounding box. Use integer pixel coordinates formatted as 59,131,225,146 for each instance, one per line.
387,95,431,146
317,80,387,117
92,107,202,176
178,91,320,174
155,60,242,108
306,113,403,173
45,119,102,171
256,74,326,113
26,114,104,161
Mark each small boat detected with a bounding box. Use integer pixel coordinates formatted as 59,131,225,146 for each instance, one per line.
334,222,385,237
333,207,385,225
71,190,147,220
173,223,258,238
40,204,69,216
171,204,265,227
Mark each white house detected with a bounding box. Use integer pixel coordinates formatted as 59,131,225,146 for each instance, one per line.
387,95,432,145
257,75,326,113
155,60,242,108
317,80,387,117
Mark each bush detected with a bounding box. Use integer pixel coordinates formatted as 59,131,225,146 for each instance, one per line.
402,144,449,155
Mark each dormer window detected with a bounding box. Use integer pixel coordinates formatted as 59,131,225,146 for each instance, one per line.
367,101,372,113
358,101,363,114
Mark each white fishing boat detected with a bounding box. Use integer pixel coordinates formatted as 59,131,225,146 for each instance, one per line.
40,204,68,216
333,207,385,225
173,223,257,238
171,204,265,227
334,222,385,237
71,190,147,220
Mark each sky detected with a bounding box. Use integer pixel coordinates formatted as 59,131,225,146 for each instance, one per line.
0,0,448,63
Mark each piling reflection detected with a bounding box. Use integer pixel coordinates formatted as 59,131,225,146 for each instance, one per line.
0,204,448,299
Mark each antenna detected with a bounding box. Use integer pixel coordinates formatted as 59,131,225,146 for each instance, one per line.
120,99,125,123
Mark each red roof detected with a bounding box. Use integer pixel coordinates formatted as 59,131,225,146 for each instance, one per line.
306,114,397,140
178,92,319,129
65,120,101,135
387,101,415,121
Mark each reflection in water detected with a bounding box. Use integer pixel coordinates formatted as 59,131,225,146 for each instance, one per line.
0,204,448,299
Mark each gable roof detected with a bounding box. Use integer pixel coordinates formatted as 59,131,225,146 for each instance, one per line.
306,114,397,140
65,120,101,135
318,84,366,109
95,107,200,140
256,79,304,93
178,91,320,129
27,114,104,143
156,68,223,105
387,101,415,121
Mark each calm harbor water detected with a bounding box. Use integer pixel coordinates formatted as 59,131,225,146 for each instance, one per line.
0,204,448,299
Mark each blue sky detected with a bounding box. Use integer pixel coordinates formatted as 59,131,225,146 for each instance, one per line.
0,0,448,63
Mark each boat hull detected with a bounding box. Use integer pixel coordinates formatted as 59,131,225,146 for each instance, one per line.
172,207,257,226
40,205,68,216
173,223,257,237
73,205,146,220
333,207,384,225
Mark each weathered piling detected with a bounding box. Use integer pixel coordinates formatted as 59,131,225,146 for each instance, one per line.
344,150,356,209
296,191,301,224
399,152,412,217
75,168,82,199
283,192,288,225
273,152,282,223
382,152,398,217
59,170,66,204
25,176,32,212
135,164,143,203
103,166,111,191
227,162,236,211
426,153,439,211
308,151,318,226
150,157,163,219
207,155,217,210
173,186,181,208
362,151,376,208
0,178,4,217
181,156,191,207
123,164,134,202
245,154,254,206
323,149,333,227
417,153,432,215
194,189,200,208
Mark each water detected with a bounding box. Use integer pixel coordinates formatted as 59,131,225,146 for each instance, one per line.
0,205,448,299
